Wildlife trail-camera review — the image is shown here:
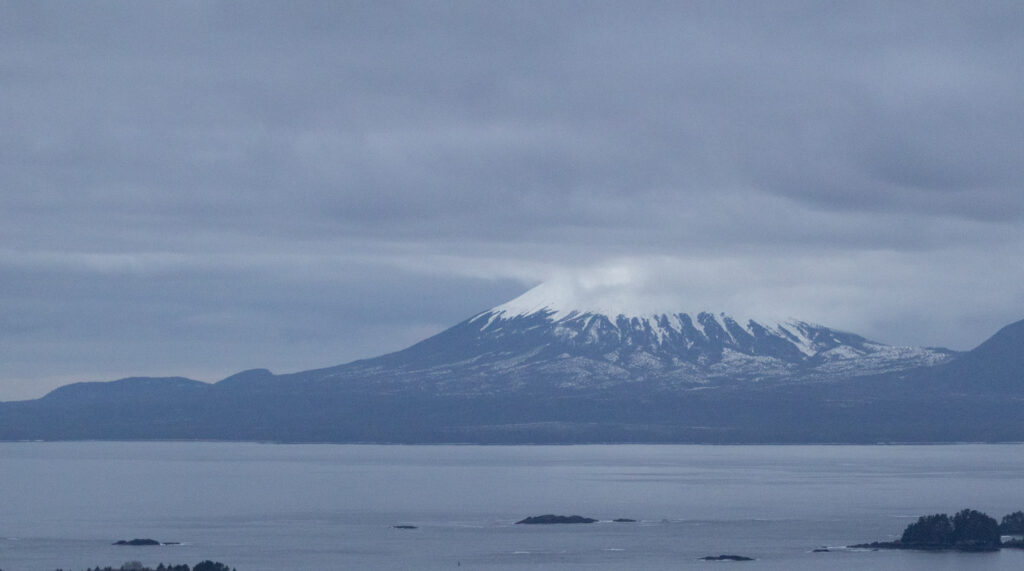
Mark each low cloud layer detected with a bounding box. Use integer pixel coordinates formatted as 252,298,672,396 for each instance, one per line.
2,2,1023,399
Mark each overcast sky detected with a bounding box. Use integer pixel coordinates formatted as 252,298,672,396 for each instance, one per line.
3,1,1023,400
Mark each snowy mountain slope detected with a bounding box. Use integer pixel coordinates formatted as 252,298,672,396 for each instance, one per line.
295,284,956,394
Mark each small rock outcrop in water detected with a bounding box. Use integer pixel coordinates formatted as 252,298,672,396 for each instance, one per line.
700,554,754,561
515,514,597,524
392,525,418,529
112,538,162,546
613,518,637,523
62,562,234,571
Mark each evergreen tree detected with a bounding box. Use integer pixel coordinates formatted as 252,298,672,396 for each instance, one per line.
1001,511,1024,534
953,509,1001,548
901,513,954,546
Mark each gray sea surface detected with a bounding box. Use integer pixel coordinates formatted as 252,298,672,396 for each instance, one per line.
1,442,1023,570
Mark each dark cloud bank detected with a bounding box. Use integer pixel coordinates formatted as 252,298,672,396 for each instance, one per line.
2,1,1023,399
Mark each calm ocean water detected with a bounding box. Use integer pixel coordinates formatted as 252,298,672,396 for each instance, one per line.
1,442,1022,570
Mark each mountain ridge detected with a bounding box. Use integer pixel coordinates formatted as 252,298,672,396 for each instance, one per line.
0,291,1021,444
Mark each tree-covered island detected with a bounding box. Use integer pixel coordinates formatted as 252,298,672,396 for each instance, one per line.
854,509,1024,552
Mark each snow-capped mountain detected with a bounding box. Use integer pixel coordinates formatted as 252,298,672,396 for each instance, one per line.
305,283,955,395
7,283,1024,444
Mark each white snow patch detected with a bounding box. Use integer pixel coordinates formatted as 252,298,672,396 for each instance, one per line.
491,281,796,325
490,283,817,350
